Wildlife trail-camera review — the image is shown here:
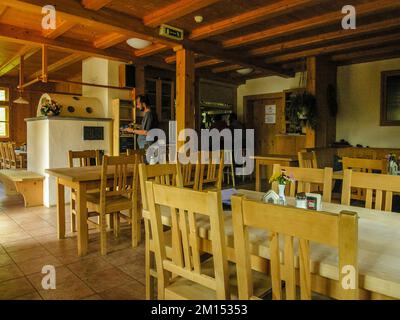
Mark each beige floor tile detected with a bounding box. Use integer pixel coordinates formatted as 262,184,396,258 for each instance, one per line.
37,277,95,300
0,230,32,244
102,247,142,266
0,263,23,282
28,226,57,237
2,238,42,253
67,256,114,279
8,246,50,263
17,255,63,275
81,294,103,300
13,292,43,300
99,280,145,300
18,220,54,231
118,262,145,285
0,253,13,267
82,267,133,293
0,277,36,300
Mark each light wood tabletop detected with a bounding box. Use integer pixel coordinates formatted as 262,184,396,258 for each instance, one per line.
144,188,400,299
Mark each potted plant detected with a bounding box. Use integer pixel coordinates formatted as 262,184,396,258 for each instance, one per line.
269,169,294,205
287,91,317,133
40,100,62,116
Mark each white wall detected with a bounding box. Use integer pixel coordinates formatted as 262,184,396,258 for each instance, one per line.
337,58,400,148
237,72,304,120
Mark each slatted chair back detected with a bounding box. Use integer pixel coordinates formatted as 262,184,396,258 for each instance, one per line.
198,150,224,191
68,150,101,168
3,142,12,168
146,181,229,299
272,165,333,203
139,163,183,210
338,147,377,159
7,143,18,168
342,157,387,202
298,150,318,168
341,169,400,212
176,151,200,190
231,195,358,300
0,143,6,168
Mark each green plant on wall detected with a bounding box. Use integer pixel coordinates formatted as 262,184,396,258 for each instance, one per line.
287,91,317,131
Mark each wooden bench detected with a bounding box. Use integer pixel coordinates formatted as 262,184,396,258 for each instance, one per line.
0,170,44,207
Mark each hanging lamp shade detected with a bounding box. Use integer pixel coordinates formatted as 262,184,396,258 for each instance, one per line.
13,92,29,104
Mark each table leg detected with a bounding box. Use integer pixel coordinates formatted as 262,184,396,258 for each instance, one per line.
255,161,260,192
56,178,65,239
76,183,88,257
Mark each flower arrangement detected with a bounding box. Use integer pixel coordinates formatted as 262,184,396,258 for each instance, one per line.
269,169,294,185
40,100,62,116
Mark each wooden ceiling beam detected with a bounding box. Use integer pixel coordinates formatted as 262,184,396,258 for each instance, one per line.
82,0,112,11
332,45,400,62
0,44,40,77
265,32,400,64
190,0,318,40
222,0,400,48
6,0,292,77
249,18,400,57
143,0,221,28
195,58,223,68
42,19,75,39
134,43,169,58
212,64,242,74
94,32,128,49
28,52,87,81
0,5,8,18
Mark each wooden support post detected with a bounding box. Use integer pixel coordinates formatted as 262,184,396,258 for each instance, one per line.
18,55,24,89
306,56,337,148
42,45,48,83
175,48,195,150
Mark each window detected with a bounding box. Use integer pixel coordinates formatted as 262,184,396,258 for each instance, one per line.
0,87,9,138
381,70,400,126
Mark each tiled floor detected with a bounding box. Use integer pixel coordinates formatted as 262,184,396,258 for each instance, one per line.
0,185,146,300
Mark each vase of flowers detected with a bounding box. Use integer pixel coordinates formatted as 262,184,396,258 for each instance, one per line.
40,100,62,117
269,169,294,205
386,153,399,175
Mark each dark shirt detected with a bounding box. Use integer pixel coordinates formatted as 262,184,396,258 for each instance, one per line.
141,109,159,131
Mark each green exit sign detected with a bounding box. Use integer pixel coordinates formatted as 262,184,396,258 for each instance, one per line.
159,24,184,41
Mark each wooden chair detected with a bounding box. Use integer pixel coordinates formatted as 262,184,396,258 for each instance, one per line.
298,150,318,168
342,157,387,202
0,143,6,169
272,165,333,203
85,155,140,255
231,195,359,300
177,151,199,189
145,181,231,299
3,143,11,169
341,169,400,212
139,163,184,299
7,143,24,169
198,150,224,191
68,150,101,233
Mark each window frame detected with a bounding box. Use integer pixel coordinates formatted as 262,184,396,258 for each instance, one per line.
0,87,10,138
380,70,400,126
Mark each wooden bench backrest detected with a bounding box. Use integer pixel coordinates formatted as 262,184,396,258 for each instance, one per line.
146,181,229,299
341,169,400,212
272,164,333,203
232,195,358,300
342,157,387,173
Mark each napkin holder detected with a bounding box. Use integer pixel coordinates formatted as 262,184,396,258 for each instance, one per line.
306,193,322,211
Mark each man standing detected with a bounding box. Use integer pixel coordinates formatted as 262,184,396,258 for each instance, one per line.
125,94,159,150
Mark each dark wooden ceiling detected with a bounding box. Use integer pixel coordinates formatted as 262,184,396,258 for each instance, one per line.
0,0,400,85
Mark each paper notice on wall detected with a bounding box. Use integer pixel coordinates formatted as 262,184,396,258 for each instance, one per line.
265,114,276,124
265,104,276,115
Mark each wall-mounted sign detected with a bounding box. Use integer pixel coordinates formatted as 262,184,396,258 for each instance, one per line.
159,24,184,41
265,114,276,124
265,104,276,124
265,104,276,114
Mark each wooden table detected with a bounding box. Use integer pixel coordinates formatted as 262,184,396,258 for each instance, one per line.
46,166,135,257
145,188,400,299
252,155,298,192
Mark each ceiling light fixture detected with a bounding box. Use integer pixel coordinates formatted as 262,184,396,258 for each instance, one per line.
194,15,203,23
13,91,29,104
126,38,152,49
236,68,254,75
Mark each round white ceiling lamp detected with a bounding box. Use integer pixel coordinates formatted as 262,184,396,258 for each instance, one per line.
236,68,254,75
126,38,152,49
194,15,203,23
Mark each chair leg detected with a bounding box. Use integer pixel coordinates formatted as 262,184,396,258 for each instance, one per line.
231,163,236,188
145,219,155,300
132,208,139,248
100,212,107,255
70,197,77,233
113,212,120,238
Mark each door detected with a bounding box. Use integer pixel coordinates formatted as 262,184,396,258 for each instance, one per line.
245,95,284,156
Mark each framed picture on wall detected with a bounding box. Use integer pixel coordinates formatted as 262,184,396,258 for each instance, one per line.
381,70,400,126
